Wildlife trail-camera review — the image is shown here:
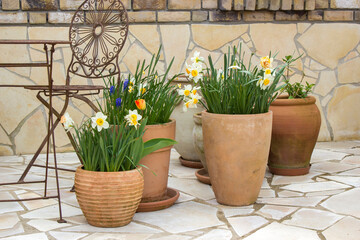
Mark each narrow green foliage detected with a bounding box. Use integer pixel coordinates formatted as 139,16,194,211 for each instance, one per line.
281,55,315,99
199,44,286,114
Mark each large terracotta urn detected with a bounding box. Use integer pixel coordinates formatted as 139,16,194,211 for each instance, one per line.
75,166,144,227
268,96,321,176
202,111,272,206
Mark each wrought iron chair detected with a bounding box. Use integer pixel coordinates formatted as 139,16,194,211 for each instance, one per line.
21,0,129,221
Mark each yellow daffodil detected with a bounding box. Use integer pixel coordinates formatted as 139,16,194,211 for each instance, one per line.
228,65,241,70
177,83,182,88
60,112,74,131
135,99,146,110
260,56,273,69
191,51,204,64
191,86,200,95
91,112,109,132
125,109,142,129
128,85,134,93
137,83,147,96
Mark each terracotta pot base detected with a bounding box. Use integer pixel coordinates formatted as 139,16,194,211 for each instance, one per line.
269,165,311,176
136,188,180,212
179,156,203,169
195,168,211,185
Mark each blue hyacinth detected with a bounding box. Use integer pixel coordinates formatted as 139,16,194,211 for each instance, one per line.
109,86,115,95
116,98,122,108
123,79,129,91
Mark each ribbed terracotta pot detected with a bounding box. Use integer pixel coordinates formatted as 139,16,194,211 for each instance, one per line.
140,119,176,202
202,111,272,206
193,112,207,171
269,96,321,176
74,166,144,228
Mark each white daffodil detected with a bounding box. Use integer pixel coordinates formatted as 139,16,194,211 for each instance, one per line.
256,78,263,87
130,77,135,86
229,65,242,70
191,86,201,95
178,84,193,98
60,112,74,131
91,112,109,132
217,69,224,81
125,109,142,129
185,62,192,77
260,75,274,90
264,68,272,76
189,64,203,83
137,83,147,97
182,93,201,112
191,51,204,64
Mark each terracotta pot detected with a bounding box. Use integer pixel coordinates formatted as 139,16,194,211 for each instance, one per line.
171,98,204,163
74,166,144,227
140,119,176,202
202,111,272,206
193,112,207,172
269,96,321,176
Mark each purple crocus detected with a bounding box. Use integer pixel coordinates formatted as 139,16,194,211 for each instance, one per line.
116,98,122,108
123,79,129,91
109,86,115,95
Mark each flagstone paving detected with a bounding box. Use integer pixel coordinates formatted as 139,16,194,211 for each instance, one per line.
0,141,359,239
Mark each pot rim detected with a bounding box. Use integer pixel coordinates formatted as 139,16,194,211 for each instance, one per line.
76,165,142,175
202,110,272,118
145,118,175,129
271,95,316,106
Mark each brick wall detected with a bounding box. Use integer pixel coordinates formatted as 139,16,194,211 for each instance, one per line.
0,0,359,24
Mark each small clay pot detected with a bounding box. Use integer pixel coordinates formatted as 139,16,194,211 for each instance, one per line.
75,166,144,227
202,111,272,206
269,96,321,176
140,119,176,202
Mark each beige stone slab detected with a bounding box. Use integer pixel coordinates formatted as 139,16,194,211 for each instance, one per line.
122,42,153,75
314,70,337,96
342,156,360,165
129,25,161,56
21,203,82,219
256,205,298,220
277,190,303,197
222,207,255,218
0,233,48,240
194,229,232,240
228,216,268,238
160,25,190,77
298,24,360,69
134,202,223,234
257,196,327,207
322,216,360,240
18,192,58,210
258,189,275,198
311,149,349,163
271,172,321,185
312,162,357,173
0,223,24,238
82,233,151,240
0,213,19,230
243,222,320,240
316,141,360,150
250,24,298,60
0,192,24,214
169,160,197,179
321,188,360,218
309,59,326,71
306,189,345,197
176,192,195,203
338,57,360,84
281,181,350,193
168,176,215,201
49,231,88,240
27,219,71,232
283,208,343,230
192,24,248,51
323,176,360,187
28,27,69,41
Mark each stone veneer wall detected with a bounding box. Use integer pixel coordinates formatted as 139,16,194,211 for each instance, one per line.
0,0,359,155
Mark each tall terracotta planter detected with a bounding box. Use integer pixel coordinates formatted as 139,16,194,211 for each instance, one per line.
75,166,144,227
202,111,272,206
268,96,321,176
140,119,176,202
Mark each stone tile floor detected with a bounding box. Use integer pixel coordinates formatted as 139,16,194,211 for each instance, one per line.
0,141,360,240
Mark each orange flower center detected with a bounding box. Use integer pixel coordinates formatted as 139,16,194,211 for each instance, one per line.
191,69,198,77
264,79,270,86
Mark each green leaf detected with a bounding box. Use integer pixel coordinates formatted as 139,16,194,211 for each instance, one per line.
141,138,177,158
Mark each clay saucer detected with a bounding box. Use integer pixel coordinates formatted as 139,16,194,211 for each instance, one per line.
268,165,311,176
136,188,180,212
195,168,211,185
179,156,203,169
